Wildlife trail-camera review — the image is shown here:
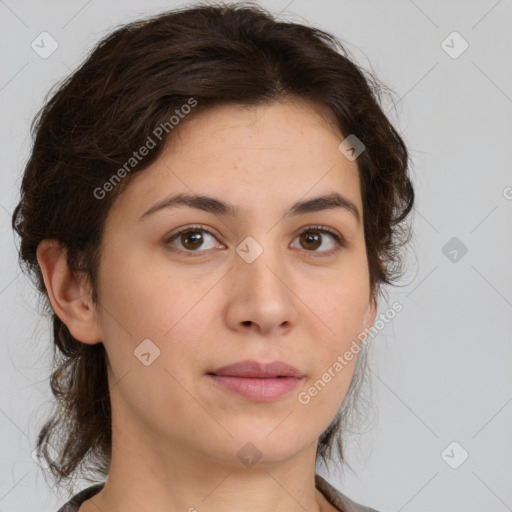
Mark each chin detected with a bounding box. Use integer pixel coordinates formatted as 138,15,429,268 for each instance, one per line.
223,429,311,467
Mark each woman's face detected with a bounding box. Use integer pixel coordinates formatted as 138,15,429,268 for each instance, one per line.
93,99,376,467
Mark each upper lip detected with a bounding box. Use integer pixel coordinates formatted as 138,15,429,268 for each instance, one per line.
208,360,305,378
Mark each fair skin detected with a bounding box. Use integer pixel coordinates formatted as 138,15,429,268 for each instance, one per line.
37,99,377,512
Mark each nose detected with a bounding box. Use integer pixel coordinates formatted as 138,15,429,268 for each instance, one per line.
223,243,301,337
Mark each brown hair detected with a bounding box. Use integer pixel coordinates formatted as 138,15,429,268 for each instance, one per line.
12,1,414,491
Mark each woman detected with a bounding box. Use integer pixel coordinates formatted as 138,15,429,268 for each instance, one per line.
12,3,414,511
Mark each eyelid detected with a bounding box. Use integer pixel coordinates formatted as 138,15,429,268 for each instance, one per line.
298,224,346,245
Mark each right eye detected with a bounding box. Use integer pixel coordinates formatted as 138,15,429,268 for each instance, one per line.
165,225,225,256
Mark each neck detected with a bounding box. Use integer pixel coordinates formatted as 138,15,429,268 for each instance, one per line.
81,426,330,512
78,377,335,512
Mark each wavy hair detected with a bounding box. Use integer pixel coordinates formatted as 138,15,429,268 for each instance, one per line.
12,1,414,492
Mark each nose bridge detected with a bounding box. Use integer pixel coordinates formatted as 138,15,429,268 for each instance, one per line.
235,233,287,299
226,232,299,333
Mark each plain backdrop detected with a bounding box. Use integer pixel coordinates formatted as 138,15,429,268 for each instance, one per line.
1,1,511,511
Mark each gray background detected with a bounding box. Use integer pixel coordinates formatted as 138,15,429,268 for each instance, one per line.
1,1,511,511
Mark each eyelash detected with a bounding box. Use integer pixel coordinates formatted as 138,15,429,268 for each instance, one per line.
164,224,346,258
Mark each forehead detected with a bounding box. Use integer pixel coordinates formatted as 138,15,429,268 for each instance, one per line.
109,99,362,222
173,99,343,152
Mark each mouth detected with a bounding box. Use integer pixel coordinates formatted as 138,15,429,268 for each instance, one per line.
208,359,305,378
206,360,305,402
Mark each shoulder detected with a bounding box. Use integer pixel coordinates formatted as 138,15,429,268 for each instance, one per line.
56,483,105,512
315,474,381,512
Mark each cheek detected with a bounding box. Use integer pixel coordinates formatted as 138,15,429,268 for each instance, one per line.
96,258,204,428
304,271,369,403
299,299,363,420
95,248,219,395
97,245,197,340
313,276,370,345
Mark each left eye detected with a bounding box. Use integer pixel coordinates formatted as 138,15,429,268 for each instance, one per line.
290,227,345,255
165,225,345,256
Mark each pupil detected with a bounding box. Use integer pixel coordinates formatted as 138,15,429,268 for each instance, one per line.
183,231,202,249
302,232,320,250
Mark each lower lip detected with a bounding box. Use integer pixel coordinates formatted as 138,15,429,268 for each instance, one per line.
208,375,303,402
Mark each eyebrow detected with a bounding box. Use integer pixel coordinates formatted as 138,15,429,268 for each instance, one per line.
138,191,361,224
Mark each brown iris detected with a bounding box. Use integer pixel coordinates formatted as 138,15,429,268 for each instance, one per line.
300,231,322,251
180,230,204,250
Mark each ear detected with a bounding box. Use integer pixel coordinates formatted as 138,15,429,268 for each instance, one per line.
36,239,102,345
360,294,377,342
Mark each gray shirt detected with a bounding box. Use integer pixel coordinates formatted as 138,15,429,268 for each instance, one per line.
56,474,380,512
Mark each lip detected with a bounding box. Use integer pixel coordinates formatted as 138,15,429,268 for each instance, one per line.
207,360,305,402
208,375,303,401
209,360,305,378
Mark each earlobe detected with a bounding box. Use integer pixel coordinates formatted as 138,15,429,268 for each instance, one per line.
359,296,377,344
365,296,378,331
36,239,102,345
